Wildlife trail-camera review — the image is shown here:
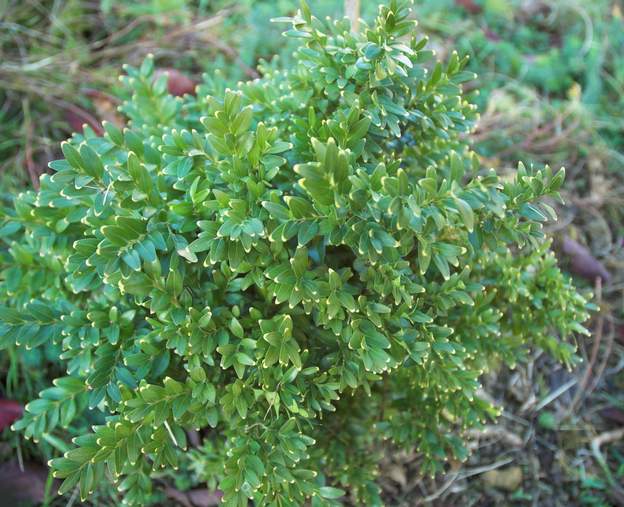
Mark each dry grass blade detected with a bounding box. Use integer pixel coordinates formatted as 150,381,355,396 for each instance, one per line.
590,428,624,504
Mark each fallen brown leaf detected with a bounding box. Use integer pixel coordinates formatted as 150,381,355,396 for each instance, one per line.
155,68,197,97
62,103,104,136
600,407,624,425
0,399,22,431
561,236,611,283
85,89,125,129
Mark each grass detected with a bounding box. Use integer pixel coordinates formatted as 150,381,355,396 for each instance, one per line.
1,0,623,505
0,0,283,189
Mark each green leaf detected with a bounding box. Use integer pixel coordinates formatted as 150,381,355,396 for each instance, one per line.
79,144,104,179
520,203,547,222
297,221,318,246
291,247,308,278
229,317,244,338
262,201,291,221
454,197,474,232
319,486,345,499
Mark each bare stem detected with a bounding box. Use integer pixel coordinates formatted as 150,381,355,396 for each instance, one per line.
345,0,360,32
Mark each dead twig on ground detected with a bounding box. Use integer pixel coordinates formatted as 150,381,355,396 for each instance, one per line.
568,277,604,415
590,428,624,505
589,317,615,394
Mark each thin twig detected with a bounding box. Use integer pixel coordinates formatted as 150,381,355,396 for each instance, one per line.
569,277,604,413
589,317,615,394
413,470,460,505
591,428,624,505
459,457,515,480
411,458,514,505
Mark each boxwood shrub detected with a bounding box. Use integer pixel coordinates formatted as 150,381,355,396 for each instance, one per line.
0,1,590,505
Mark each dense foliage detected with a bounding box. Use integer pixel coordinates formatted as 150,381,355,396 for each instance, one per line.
0,1,591,505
